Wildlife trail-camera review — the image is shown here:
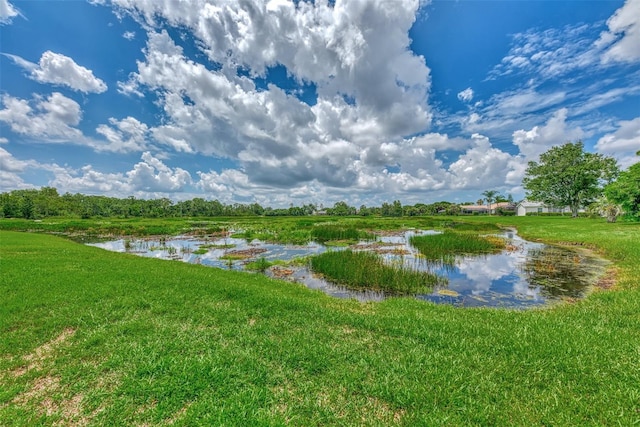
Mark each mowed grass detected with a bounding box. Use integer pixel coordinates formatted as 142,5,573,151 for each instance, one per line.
1,216,640,425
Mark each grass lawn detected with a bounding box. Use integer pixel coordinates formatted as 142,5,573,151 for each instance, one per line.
1,216,639,425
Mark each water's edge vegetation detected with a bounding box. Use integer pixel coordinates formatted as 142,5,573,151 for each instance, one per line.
1,216,639,425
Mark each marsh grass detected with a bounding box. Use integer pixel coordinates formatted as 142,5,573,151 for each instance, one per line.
410,230,506,262
311,225,375,244
244,257,273,272
310,250,443,294
193,243,236,254
232,227,311,245
442,221,502,232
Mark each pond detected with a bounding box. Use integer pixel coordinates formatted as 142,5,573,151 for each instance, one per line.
88,229,608,308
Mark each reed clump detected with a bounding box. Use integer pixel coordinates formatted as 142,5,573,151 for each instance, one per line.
311,225,374,243
410,230,506,261
310,250,443,294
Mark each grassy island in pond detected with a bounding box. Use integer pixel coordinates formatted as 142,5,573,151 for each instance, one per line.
410,230,506,262
310,249,443,294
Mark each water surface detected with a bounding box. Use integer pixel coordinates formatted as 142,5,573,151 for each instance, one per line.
88,229,608,308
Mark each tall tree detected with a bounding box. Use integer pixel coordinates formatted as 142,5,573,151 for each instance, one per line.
481,190,500,215
605,154,640,220
523,141,619,217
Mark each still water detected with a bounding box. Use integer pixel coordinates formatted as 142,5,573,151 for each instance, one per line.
88,229,608,308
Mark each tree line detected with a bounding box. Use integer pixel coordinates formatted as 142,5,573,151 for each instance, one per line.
2,142,637,221
0,188,463,219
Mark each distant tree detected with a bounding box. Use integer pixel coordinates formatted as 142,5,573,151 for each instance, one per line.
605,156,640,220
481,190,500,215
392,200,403,217
523,141,619,217
359,205,372,216
476,199,484,206
445,204,461,215
21,196,35,219
330,201,355,216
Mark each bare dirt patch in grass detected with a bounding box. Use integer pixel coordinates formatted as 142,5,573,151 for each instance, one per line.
10,375,87,425
595,267,618,290
12,328,76,377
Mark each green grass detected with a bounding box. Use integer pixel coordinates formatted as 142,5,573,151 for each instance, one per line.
410,230,506,263
244,257,274,272
310,250,443,294
1,217,640,425
311,225,375,244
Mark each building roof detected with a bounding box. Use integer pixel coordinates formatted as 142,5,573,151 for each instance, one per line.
517,200,545,208
460,202,515,210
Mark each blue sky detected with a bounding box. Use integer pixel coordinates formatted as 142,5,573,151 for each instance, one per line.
1,0,639,207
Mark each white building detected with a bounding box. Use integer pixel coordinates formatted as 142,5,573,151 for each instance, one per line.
516,201,571,216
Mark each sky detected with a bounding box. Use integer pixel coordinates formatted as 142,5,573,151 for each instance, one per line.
0,0,639,208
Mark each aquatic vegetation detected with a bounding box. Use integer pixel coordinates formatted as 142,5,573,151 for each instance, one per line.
311,225,374,243
410,230,506,261
441,221,502,232
245,257,273,272
310,249,443,294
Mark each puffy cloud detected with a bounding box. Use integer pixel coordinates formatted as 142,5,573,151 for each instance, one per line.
50,164,131,194
598,0,640,63
595,116,640,168
0,0,19,24
457,87,473,103
0,146,28,173
0,147,40,189
49,152,192,195
95,116,149,152
112,0,430,116
113,0,432,139
447,134,514,190
0,92,84,141
123,31,135,40
5,51,107,93
127,152,192,192
197,169,254,198
120,28,426,188
512,108,584,159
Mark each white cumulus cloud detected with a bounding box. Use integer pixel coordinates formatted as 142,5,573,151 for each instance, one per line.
48,152,192,196
598,0,640,64
595,116,640,168
5,51,107,93
113,0,432,138
127,152,192,192
95,116,149,153
512,108,585,160
0,92,84,141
